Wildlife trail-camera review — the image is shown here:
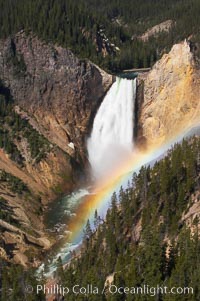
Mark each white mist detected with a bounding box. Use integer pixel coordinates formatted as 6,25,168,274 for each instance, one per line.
87,77,137,178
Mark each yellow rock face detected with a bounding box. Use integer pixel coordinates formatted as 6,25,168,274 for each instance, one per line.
140,40,200,148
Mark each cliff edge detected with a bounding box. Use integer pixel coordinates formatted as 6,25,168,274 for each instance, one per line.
138,40,200,148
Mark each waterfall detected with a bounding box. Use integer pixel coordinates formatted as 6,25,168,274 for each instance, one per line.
87,77,137,178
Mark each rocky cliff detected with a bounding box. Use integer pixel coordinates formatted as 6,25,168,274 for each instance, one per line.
1,33,199,267
137,40,200,149
0,31,112,265
0,31,112,163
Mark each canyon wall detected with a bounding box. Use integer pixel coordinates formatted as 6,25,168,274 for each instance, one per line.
137,40,200,149
0,31,113,201
1,32,200,266
0,31,112,265
0,31,112,163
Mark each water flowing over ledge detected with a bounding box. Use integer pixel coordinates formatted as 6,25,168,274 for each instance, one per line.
87,77,137,178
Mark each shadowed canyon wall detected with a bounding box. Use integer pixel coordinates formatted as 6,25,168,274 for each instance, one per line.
0,31,112,265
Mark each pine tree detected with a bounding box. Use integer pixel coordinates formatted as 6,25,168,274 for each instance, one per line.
94,209,101,229
83,219,93,241
56,256,65,283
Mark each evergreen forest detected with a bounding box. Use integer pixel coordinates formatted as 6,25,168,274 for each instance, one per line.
0,1,200,300
1,0,200,72
57,136,200,301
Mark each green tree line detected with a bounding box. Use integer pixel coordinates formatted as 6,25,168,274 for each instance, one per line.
1,0,200,71
0,81,50,165
58,136,200,300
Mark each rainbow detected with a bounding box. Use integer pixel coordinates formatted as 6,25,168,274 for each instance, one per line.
66,123,200,245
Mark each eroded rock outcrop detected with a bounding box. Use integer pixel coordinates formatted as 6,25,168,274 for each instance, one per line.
0,31,112,265
138,40,200,148
138,20,174,42
0,31,112,162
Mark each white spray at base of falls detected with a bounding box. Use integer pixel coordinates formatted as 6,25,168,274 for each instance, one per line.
87,77,137,178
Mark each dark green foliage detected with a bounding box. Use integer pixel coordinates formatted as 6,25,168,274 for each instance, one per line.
0,127,23,164
60,136,200,300
1,0,200,72
14,117,50,163
0,88,24,165
0,169,30,195
83,219,93,242
56,256,65,283
94,209,101,229
0,81,50,164
0,197,20,226
6,39,27,76
0,262,45,301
